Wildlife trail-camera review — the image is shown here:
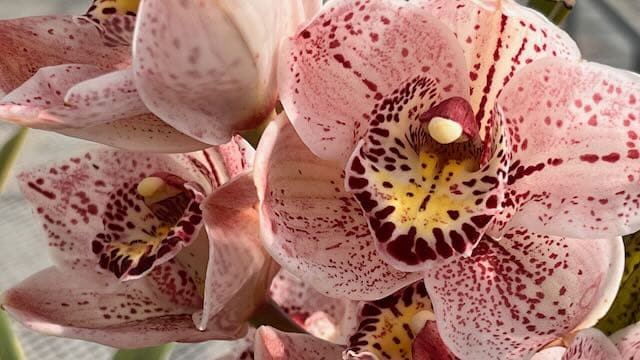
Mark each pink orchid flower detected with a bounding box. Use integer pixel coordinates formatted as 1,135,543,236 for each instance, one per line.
0,138,280,348
256,0,638,357
0,0,319,151
530,323,640,360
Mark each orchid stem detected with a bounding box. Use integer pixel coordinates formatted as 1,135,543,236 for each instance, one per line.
249,298,307,334
0,127,28,193
113,344,175,360
0,310,26,360
527,0,574,25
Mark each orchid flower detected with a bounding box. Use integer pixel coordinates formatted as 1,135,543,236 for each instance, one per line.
0,138,279,348
256,0,639,357
0,0,320,151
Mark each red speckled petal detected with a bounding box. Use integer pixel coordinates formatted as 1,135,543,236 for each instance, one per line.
254,115,421,300
198,172,276,330
412,321,458,360
270,270,358,344
0,267,243,348
0,15,130,93
279,0,468,164
254,326,345,360
562,329,621,360
611,323,640,360
133,0,311,145
492,58,640,239
415,0,580,137
425,229,624,360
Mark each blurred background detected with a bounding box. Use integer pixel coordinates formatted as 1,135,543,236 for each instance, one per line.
0,0,638,359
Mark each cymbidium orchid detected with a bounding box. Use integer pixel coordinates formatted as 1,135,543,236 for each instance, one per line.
256,0,640,358
0,0,319,151
0,138,280,348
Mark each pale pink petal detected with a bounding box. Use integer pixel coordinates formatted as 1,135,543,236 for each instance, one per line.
0,64,108,128
254,115,421,300
562,329,621,360
1,267,242,348
425,229,624,360
611,323,640,360
0,15,130,93
41,68,149,127
279,0,468,164
492,58,640,239
254,326,344,360
270,270,358,344
415,0,580,137
530,347,566,360
57,113,210,153
16,148,226,279
412,321,458,360
198,172,275,330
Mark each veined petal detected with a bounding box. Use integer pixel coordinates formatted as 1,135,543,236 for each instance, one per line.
415,0,580,138
412,321,458,360
0,15,130,93
254,114,420,300
611,323,640,359
562,329,621,360
279,0,468,164
133,0,268,145
254,326,345,360
198,172,273,330
425,229,624,360
493,58,640,239
0,267,242,348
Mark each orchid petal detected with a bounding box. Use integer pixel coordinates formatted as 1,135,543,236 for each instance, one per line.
412,321,458,360
133,0,309,145
611,322,640,359
493,58,640,239
198,172,274,330
425,229,624,360
279,0,468,164
0,15,130,93
1,267,242,348
254,115,420,300
415,0,580,137
562,329,622,360
254,326,344,360
530,347,567,360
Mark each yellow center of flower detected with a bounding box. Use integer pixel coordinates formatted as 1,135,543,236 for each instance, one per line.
137,176,183,205
86,0,140,19
427,116,464,144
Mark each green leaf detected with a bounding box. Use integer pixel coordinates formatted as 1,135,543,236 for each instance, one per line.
113,344,175,360
0,310,26,360
595,233,640,334
0,127,28,193
527,0,575,25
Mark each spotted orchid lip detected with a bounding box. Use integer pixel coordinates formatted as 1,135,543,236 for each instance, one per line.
92,173,206,281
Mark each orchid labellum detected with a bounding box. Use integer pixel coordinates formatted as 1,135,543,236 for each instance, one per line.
0,0,319,151
257,0,640,358
0,138,279,348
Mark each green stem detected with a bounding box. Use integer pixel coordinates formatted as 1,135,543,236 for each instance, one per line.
248,299,307,334
527,0,575,25
0,310,26,360
0,127,28,192
113,344,175,360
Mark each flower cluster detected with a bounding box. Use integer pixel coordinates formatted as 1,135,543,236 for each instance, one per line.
1,0,640,359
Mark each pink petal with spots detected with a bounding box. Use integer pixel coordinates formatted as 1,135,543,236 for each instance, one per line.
562,329,621,360
16,148,227,279
0,267,243,348
530,347,567,360
0,15,130,93
279,0,468,164
198,172,277,330
412,321,458,360
493,58,640,239
254,326,345,360
254,115,421,300
414,0,580,138
133,0,312,145
611,323,640,359
425,229,624,360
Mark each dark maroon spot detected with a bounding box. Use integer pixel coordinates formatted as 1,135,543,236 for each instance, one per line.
470,214,493,228
580,154,599,163
447,210,460,220
351,156,366,175
602,153,620,163
348,177,369,190
449,230,467,254
415,238,436,261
